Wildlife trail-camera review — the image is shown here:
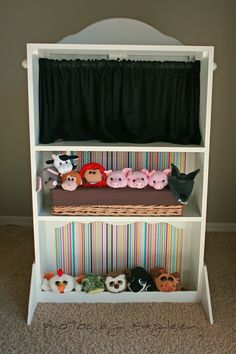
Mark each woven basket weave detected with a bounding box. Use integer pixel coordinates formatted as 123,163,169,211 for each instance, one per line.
52,204,183,216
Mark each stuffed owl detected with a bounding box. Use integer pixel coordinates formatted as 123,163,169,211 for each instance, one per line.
105,272,127,293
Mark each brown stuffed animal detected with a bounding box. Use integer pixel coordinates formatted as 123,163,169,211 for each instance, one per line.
150,267,181,292
61,171,82,191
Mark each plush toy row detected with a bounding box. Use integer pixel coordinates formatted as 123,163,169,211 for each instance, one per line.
37,153,200,204
41,266,184,295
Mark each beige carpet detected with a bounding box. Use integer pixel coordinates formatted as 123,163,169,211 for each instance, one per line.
0,225,235,354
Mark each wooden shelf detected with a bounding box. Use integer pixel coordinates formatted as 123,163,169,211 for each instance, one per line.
34,141,206,153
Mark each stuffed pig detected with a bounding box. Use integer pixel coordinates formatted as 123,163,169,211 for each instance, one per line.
127,169,149,189
148,169,171,190
106,168,132,188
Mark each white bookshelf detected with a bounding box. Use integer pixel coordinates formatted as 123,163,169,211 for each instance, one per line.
26,20,214,325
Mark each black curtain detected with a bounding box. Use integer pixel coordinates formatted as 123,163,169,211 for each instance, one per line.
39,58,201,144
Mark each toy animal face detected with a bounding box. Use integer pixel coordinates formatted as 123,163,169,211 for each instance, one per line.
41,169,59,190
127,267,153,292
127,170,149,189
168,164,200,204
84,169,102,184
106,168,132,188
155,274,179,292
148,169,171,190
46,154,78,175
105,274,127,293
61,171,82,191
49,273,75,294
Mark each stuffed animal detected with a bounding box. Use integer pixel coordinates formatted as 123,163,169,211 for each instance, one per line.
36,168,60,192
61,171,82,191
127,169,149,189
105,272,128,293
150,267,181,292
41,268,82,294
126,267,156,292
106,168,132,188
45,153,78,176
81,274,105,293
148,169,171,190
80,162,107,187
168,164,200,204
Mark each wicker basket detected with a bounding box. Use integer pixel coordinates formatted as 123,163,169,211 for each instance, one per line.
52,204,183,216
51,187,183,216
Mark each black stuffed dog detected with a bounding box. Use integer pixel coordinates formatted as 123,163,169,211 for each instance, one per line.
168,164,200,204
126,267,156,292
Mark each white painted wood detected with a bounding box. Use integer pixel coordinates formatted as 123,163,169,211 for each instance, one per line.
59,18,182,46
25,20,214,324
200,265,213,324
39,290,200,303
27,263,38,325
34,141,206,153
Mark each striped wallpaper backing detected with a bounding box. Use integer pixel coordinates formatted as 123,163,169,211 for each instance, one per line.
55,151,186,171
76,151,186,171
55,222,183,276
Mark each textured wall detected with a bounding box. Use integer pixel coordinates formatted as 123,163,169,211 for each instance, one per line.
0,0,235,222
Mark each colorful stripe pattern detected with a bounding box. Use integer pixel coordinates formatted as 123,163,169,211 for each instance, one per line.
55,222,183,276
74,151,186,172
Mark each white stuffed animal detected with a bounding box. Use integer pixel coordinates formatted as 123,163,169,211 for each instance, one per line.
41,268,82,294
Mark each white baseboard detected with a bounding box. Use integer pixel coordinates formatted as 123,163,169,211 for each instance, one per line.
206,223,236,233
0,216,33,227
0,216,235,232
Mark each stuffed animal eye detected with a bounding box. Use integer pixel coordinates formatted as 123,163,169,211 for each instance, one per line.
65,161,68,164
141,178,144,181
93,171,96,174
118,280,123,285
63,280,68,285
160,276,167,281
89,171,92,174
162,179,165,183
168,277,174,282
59,162,62,165
139,278,146,286
153,180,156,183
109,281,114,287
110,177,113,181
55,281,61,286
133,179,136,182
71,177,75,181
119,178,122,181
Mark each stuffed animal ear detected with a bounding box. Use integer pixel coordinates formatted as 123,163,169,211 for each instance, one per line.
36,175,42,192
70,155,78,160
45,159,54,165
104,170,113,176
150,267,164,279
147,170,156,177
122,168,132,176
163,168,172,176
171,164,180,176
141,168,149,176
46,167,59,175
187,169,200,180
